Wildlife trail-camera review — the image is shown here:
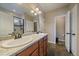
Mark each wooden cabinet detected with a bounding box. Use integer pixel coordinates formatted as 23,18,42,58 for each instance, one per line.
44,36,48,56
39,35,48,56
38,38,44,56
17,42,38,56
31,49,38,56
17,35,48,56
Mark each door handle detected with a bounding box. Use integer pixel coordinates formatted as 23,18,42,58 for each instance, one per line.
72,33,76,35
66,33,71,34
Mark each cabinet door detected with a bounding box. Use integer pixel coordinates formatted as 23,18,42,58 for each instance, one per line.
44,39,47,56
39,47,44,56
44,36,48,56
31,49,38,56
39,39,44,56
17,42,38,56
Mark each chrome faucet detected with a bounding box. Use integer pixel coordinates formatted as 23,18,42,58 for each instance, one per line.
36,31,42,34
8,32,22,39
18,33,22,38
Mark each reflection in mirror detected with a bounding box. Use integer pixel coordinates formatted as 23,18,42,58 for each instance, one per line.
13,16,24,34
34,22,37,32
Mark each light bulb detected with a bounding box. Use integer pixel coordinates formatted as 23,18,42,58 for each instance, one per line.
36,8,39,11
34,13,37,15
31,10,34,13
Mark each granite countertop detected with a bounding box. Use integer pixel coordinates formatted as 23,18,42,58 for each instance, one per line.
0,33,47,56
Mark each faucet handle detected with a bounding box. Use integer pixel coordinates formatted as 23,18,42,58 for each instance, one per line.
18,33,22,38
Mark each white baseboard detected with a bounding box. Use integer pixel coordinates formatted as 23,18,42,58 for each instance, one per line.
48,41,56,44
58,39,65,42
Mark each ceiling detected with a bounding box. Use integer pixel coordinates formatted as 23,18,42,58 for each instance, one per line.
0,3,25,14
36,3,68,13
0,3,69,16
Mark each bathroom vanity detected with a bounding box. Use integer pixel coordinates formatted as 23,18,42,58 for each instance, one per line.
16,35,48,56
0,33,48,56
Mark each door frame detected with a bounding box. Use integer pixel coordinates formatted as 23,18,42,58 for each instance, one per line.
54,14,66,44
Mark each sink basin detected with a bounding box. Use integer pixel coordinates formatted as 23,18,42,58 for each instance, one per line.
38,33,45,35
1,37,33,48
1,33,46,48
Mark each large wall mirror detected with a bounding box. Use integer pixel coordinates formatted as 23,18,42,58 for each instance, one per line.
0,3,40,40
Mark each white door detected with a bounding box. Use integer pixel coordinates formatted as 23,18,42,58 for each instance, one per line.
71,5,77,55
65,11,71,52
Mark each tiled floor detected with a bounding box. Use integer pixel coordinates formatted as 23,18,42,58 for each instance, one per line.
47,42,73,56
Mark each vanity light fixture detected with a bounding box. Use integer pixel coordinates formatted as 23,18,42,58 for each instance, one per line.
31,8,42,16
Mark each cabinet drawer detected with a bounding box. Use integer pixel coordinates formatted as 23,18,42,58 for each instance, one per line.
17,42,38,56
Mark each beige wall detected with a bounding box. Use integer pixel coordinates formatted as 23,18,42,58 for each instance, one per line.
56,16,65,41
45,6,68,43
